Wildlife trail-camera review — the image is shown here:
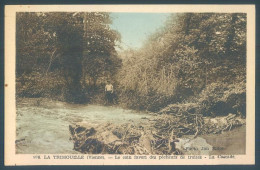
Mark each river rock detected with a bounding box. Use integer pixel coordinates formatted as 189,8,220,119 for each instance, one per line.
175,137,213,155
69,121,182,155
69,122,123,154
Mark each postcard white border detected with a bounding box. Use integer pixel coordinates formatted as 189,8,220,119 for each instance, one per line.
4,5,255,165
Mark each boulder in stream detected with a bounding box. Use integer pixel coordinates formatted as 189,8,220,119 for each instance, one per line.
69,122,122,154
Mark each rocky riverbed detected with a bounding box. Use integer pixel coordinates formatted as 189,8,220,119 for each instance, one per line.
16,98,246,155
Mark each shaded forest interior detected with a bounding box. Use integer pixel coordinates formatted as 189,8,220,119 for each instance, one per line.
16,12,246,117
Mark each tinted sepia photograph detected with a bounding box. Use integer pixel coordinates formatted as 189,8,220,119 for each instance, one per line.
5,5,255,165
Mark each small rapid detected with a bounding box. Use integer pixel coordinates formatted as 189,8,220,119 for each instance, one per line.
16,98,246,155
16,99,151,154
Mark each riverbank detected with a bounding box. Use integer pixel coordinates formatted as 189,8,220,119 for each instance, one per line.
16,98,152,154
16,98,246,155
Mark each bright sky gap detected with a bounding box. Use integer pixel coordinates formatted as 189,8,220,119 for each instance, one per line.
110,13,171,50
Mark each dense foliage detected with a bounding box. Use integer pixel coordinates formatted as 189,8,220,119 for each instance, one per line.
117,13,246,115
16,12,247,116
16,12,121,103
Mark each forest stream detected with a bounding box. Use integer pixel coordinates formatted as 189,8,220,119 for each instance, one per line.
16,98,245,155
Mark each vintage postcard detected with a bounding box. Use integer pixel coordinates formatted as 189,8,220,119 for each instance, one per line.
5,5,255,165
